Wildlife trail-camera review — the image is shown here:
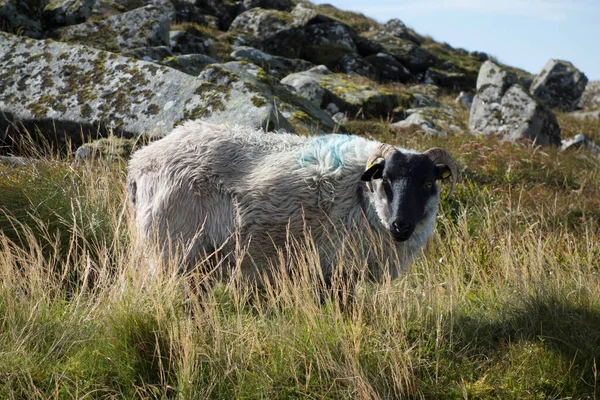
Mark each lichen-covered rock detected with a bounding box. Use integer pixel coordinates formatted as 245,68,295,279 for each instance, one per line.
231,45,313,77
160,54,217,76
169,30,217,57
364,52,411,83
373,18,421,45
391,106,460,137
530,59,588,112
281,66,398,119
377,36,435,74
300,21,357,66
0,32,226,145
578,81,600,111
196,62,335,134
470,62,561,145
43,0,95,29
476,60,515,95
0,0,42,38
228,7,303,58
51,5,170,52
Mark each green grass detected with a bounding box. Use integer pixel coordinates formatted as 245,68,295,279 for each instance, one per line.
1,106,600,398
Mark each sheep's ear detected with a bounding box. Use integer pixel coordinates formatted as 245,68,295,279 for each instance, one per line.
435,165,451,181
361,163,384,181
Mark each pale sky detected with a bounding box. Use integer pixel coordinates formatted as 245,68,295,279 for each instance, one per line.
314,0,600,81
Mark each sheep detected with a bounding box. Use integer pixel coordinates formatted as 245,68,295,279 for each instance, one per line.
127,120,457,281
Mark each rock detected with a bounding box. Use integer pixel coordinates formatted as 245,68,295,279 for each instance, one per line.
570,109,600,120
122,46,174,62
43,0,95,29
390,106,459,137
530,59,588,111
0,155,38,166
239,0,292,13
51,5,170,53
228,7,305,59
160,54,217,76
364,53,411,83
578,81,600,110
197,62,335,134
169,30,217,57
376,36,435,74
0,0,42,38
561,134,600,155
455,91,474,108
281,66,399,119
300,21,357,66
0,32,207,143
335,53,372,77
231,46,313,78
469,62,561,145
353,35,384,58
424,67,467,90
0,32,332,149
75,136,137,161
373,18,421,45
476,60,515,95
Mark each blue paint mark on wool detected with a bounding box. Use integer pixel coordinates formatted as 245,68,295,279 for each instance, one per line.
298,134,355,170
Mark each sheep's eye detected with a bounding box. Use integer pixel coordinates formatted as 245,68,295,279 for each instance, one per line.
423,181,433,190
381,176,389,185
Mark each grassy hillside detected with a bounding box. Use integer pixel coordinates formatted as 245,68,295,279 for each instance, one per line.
0,108,599,398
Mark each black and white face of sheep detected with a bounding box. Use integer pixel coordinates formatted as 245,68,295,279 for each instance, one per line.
361,151,451,242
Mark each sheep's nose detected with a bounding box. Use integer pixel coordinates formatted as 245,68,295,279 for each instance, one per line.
390,220,414,242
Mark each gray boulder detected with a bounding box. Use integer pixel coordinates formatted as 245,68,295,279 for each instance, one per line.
0,32,333,150
578,81,600,111
391,106,460,137
197,62,335,134
42,0,95,29
530,59,588,111
281,66,399,119
231,46,313,77
373,18,421,45
300,21,357,66
228,7,305,59
51,5,170,52
469,62,561,146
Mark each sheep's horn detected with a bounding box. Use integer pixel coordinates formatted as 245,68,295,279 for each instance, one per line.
366,143,396,169
364,143,397,192
424,147,457,198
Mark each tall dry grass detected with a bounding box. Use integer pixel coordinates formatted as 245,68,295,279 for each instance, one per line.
1,116,600,398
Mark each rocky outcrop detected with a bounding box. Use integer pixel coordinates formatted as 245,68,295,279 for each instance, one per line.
0,32,334,150
391,106,460,137
51,5,170,52
231,46,313,77
43,0,95,29
530,59,588,112
578,81,600,111
281,66,398,119
469,61,561,146
0,0,43,38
